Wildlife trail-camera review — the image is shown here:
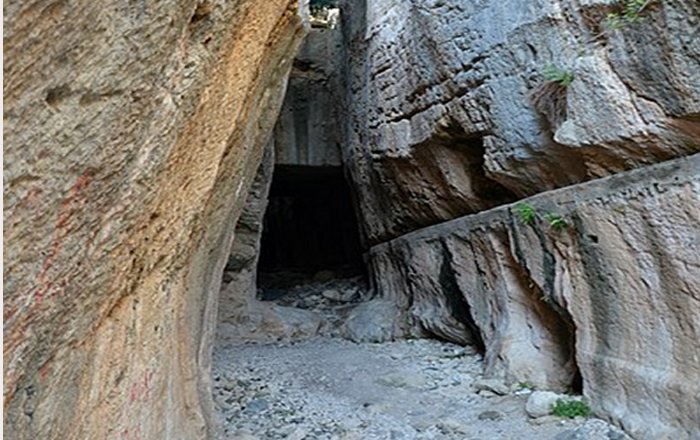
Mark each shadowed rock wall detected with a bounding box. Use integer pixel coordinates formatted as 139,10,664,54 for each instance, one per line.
368,154,700,439
3,1,307,438
274,27,344,167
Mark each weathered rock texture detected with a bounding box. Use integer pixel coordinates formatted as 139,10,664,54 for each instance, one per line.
216,143,324,344
367,154,700,439
274,27,344,167
3,2,307,438
339,0,700,245
334,2,700,437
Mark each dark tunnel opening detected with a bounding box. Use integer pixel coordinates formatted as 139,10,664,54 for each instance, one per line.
257,165,364,288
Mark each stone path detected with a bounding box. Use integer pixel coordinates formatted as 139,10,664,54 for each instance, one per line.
213,338,630,440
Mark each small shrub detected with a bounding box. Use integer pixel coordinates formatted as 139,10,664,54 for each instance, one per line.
605,0,651,30
543,65,575,87
515,203,537,225
551,399,592,419
544,213,568,231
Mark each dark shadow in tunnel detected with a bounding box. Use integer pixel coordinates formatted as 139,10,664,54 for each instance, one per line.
257,165,364,289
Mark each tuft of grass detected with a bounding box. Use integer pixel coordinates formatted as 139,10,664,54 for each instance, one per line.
605,0,651,29
543,65,575,87
551,399,592,419
517,381,535,390
544,213,568,231
515,203,537,225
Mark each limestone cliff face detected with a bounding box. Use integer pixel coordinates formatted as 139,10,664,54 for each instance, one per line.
339,0,700,245
367,155,700,439
333,1,700,438
3,1,306,438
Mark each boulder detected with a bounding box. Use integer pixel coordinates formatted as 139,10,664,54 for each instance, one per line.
526,391,568,418
342,300,401,343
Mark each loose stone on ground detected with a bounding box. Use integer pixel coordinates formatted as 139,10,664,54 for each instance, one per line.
213,338,629,440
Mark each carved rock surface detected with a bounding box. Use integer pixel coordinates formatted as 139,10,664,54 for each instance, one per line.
216,142,324,344
367,154,700,439
3,2,306,438
339,0,700,244
274,27,344,167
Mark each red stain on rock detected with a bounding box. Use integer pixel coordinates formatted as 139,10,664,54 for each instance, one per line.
32,169,96,304
128,368,155,403
39,360,52,380
120,426,142,440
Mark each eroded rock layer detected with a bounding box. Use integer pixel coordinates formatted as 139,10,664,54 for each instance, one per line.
338,0,700,245
3,2,306,438
368,154,700,439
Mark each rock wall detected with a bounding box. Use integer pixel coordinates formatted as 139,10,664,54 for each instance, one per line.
367,154,700,439
3,1,307,438
215,142,324,344
274,27,344,167
339,0,700,245
334,1,700,438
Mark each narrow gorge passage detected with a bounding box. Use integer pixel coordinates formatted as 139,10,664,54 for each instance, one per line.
5,0,699,439
257,163,370,335
211,4,650,439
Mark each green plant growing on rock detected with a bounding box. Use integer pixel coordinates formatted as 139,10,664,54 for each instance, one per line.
551,399,592,419
517,381,535,391
545,213,568,231
515,203,537,225
605,0,653,30
543,65,575,87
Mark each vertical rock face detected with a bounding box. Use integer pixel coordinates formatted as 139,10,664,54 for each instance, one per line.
339,0,700,245
3,1,307,438
332,0,700,438
274,27,344,167
368,155,700,438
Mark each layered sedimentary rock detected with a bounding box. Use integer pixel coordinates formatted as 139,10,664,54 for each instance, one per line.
368,154,700,439
3,2,306,438
339,0,700,245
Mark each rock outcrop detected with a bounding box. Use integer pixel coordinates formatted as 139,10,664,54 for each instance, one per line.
367,154,700,439
3,2,307,438
338,0,700,245
331,3,700,435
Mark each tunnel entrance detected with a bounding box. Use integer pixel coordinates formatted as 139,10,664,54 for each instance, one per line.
257,164,365,290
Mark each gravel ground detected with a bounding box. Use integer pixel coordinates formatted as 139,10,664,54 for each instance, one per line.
213,338,630,440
